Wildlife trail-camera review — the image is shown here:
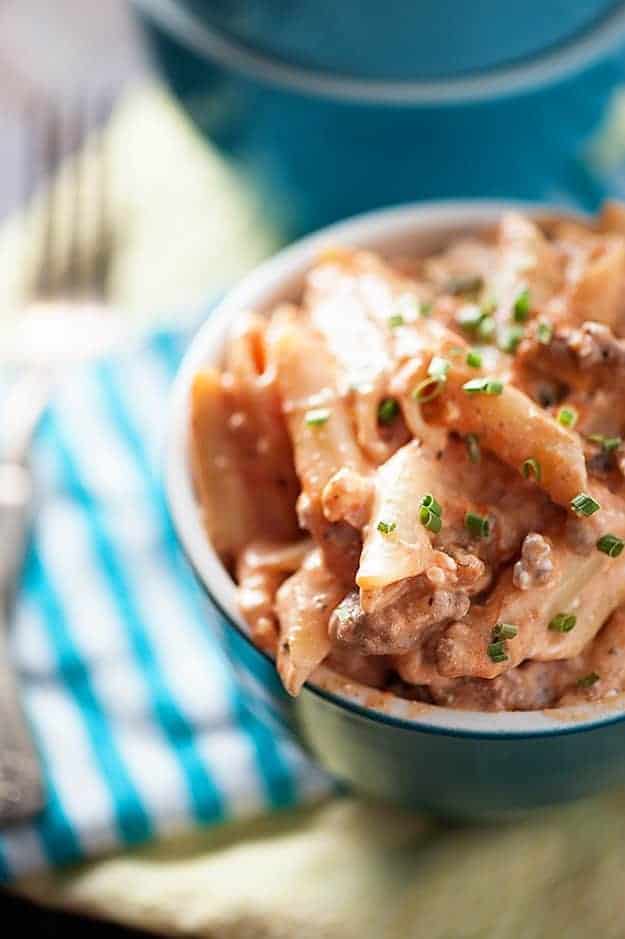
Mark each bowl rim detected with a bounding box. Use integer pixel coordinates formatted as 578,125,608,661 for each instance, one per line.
134,0,625,105
165,197,625,738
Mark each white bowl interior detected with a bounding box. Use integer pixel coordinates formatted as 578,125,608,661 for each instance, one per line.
165,199,625,736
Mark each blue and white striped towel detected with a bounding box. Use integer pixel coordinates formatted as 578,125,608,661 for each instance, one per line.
0,329,330,882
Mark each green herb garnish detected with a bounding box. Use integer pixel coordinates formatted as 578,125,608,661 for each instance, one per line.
466,349,482,368
305,408,330,426
499,324,524,354
466,433,481,464
492,623,518,641
487,640,508,663
419,508,442,533
465,511,490,539
557,406,578,429
447,274,483,296
577,672,600,688
549,613,576,633
513,288,531,322
587,434,622,453
420,493,442,516
377,520,396,535
597,534,625,557
462,377,504,395
377,398,399,424
521,458,541,482
428,356,451,380
571,492,601,517
536,320,553,344
419,493,442,533
388,313,404,329
487,623,518,662
456,305,484,331
477,316,496,341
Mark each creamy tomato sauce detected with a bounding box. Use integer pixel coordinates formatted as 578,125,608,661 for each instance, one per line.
190,204,625,711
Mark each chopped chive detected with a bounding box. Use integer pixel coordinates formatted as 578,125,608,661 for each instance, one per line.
492,623,518,641
602,436,621,453
377,520,396,535
465,511,490,539
446,274,483,296
419,301,433,318
455,303,496,338
462,377,504,395
577,672,600,688
549,613,577,633
571,492,601,517
419,506,442,533
537,320,553,344
488,621,517,662
420,493,442,516
557,406,578,429
388,313,404,329
466,349,482,368
499,324,524,354
587,434,622,453
481,298,497,316
521,458,541,482
428,356,451,380
412,376,445,403
597,533,625,557
487,640,508,663
477,315,496,340
377,397,399,424
513,287,531,322
305,407,330,426
419,494,442,533
466,433,481,464
456,305,484,331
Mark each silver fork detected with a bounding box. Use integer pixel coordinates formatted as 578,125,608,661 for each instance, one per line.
0,94,123,826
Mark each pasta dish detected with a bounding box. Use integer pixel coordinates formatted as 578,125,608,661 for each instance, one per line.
190,204,625,712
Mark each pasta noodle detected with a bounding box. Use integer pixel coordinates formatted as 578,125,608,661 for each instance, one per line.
189,204,625,710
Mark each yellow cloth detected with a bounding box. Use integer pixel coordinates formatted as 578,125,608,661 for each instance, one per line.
7,80,625,938
16,792,625,937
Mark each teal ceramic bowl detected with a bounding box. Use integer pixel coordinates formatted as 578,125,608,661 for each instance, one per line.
165,200,625,820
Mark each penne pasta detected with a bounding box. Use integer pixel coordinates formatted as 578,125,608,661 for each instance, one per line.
275,549,345,695
190,369,260,562
191,201,625,711
431,374,588,507
304,252,399,463
568,236,625,328
356,441,437,593
237,539,312,652
266,315,368,498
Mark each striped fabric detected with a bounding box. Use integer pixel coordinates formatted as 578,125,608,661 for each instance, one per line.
0,329,330,882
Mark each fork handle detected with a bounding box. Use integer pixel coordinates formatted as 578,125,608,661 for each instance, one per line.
0,620,44,824
0,462,32,594
0,462,45,824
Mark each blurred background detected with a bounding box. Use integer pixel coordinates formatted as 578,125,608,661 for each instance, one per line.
0,0,142,216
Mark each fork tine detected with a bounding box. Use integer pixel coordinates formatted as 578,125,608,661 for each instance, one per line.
91,95,114,299
28,93,114,303
63,96,88,297
33,99,62,298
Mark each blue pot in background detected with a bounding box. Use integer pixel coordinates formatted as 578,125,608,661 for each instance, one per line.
132,0,625,238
